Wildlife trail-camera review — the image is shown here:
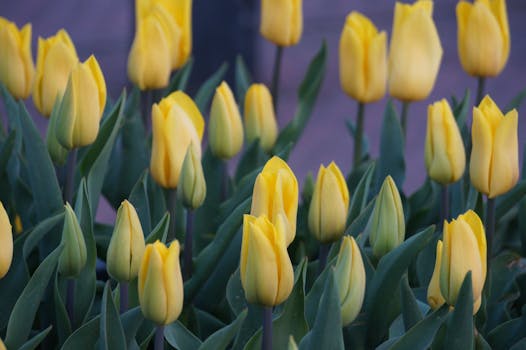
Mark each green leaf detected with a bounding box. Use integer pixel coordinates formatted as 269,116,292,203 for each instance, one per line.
129,171,152,234
145,212,170,243
121,306,145,348
273,42,327,155
234,140,268,184
164,321,203,349
451,89,471,128
194,62,228,113
401,274,423,330
164,58,194,95
444,272,474,350
23,210,65,259
199,309,247,350
346,198,375,241
18,326,53,350
487,313,526,350
232,305,263,350
100,282,127,349
226,268,246,316
62,315,100,349
0,130,15,176
4,244,63,349
505,87,526,112
54,272,72,346
235,55,252,106
347,162,375,225
496,180,526,219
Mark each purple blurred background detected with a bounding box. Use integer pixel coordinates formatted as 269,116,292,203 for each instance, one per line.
1,0,525,221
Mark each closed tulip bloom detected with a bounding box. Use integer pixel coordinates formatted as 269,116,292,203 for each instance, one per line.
334,236,366,326
457,0,509,77
58,203,87,277
178,142,206,209
240,214,294,306
138,240,183,325
427,240,445,310
425,99,466,184
260,0,302,47
369,176,405,258
107,200,146,282
470,95,518,198
157,0,192,69
0,18,34,99
33,29,78,117
308,162,350,243
251,156,299,246
244,84,278,152
339,12,387,103
55,55,107,149
440,210,486,314
0,202,13,279
388,0,443,101
208,81,244,159
150,91,204,189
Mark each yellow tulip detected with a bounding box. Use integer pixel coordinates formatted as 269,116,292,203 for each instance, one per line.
0,202,13,279
251,156,299,246
138,240,183,325
427,240,445,310
440,210,486,314
107,200,146,282
244,84,278,152
150,91,204,189
424,99,466,184
157,0,192,69
457,0,509,77
308,162,350,243
470,95,518,198
369,176,405,258
388,0,443,101
58,203,87,278
55,55,107,149
260,0,302,47
334,236,366,326
0,337,5,350
339,12,387,103
0,18,34,99
208,81,244,159
240,214,294,306
33,29,78,117
178,142,206,209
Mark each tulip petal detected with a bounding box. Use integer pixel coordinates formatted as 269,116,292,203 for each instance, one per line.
139,244,168,324
470,107,493,195
163,241,183,324
427,240,445,309
0,202,13,278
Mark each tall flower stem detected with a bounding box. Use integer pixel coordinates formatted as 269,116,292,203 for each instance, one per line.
440,184,449,226
486,197,495,269
183,210,193,280
119,282,129,314
353,102,366,169
476,76,486,105
154,325,164,350
262,306,273,350
64,149,77,204
270,46,284,112
318,243,330,275
66,279,75,327
141,90,153,134
400,101,410,140
167,188,177,241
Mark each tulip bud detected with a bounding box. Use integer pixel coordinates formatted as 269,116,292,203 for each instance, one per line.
46,99,69,165
178,142,206,209
470,96,518,198
0,202,13,279
0,337,5,350
251,156,299,246
58,203,87,277
55,55,107,149
209,81,244,159
260,0,303,47
240,214,294,306
427,240,445,310
0,18,34,99
33,29,78,117
244,84,278,152
424,99,466,184
334,236,366,326
150,91,204,189
138,240,183,325
457,0,509,77
107,200,146,282
440,210,486,314
308,162,350,243
388,0,443,101
369,176,405,258
339,12,387,103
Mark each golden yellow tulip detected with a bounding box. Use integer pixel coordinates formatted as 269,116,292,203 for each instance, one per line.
244,84,278,152
427,240,445,310
260,0,303,46
0,202,13,279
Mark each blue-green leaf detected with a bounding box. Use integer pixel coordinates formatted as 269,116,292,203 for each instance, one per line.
23,210,65,259
194,63,228,113
235,55,252,106
121,306,145,348
348,162,375,225
199,309,247,350
164,58,194,95
444,272,474,349
129,171,152,234
145,212,170,243
100,282,126,349
62,315,100,349
164,321,202,349
18,326,53,350
401,274,423,330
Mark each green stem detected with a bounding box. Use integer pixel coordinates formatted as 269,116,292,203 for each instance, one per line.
119,282,129,314
66,279,75,328
270,46,284,112
353,102,366,169
318,243,330,275
262,306,273,350
486,197,495,269
476,77,486,106
154,325,164,350
401,101,410,140
167,188,177,242
183,210,193,280
64,149,77,204
440,184,449,226
141,90,153,134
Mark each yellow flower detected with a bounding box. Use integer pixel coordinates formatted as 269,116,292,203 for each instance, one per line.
0,17,34,99
251,156,299,246
55,55,107,149
208,81,244,159
178,142,206,209
107,200,146,282
440,210,486,314
470,95,518,198
427,240,445,310
334,236,366,326
308,162,350,243
0,202,13,279
457,0,509,77
339,12,387,103
58,203,87,278
0,337,5,350
388,0,443,101
369,176,405,258
150,91,204,189
240,214,294,306
156,0,192,69
244,84,278,152
260,0,303,47
138,240,183,325
424,99,466,184
33,29,78,117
